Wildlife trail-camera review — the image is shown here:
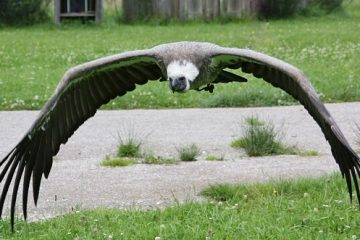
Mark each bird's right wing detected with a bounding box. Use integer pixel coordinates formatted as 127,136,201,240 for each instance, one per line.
0,49,165,229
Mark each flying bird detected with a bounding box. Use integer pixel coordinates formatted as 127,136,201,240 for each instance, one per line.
1,41,359,230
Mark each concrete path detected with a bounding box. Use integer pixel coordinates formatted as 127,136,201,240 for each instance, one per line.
0,102,359,221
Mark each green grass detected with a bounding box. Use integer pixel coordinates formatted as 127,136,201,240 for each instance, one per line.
0,1,360,110
142,154,178,165
117,129,142,158
298,150,321,157
1,174,360,239
231,116,298,156
177,144,201,161
206,154,225,161
117,141,141,158
100,156,136,167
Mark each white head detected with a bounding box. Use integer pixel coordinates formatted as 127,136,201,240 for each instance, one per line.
167,60,199,92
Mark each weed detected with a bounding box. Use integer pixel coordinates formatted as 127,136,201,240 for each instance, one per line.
143,154,178,165
100,155,136,167
231,116,300,156
117,127,144,158
177,144,201,161
205,154,225,161
118,140,141,157
297,150,320,157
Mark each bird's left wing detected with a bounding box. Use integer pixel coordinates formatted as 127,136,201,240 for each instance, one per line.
0,49,165,229
209,47,360,203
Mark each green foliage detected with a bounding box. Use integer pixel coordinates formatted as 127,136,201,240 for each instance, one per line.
2,174,360,239
118,140,141,158
205,154,225,161
142,155,178,165
0,0,50,25
298,150,320,157
100,156,136,167
259,0,301,19
177,144,201,161
259,0,343,19
201,173,344,202
308,0,344,14
117,129,142,158
231,116,297,156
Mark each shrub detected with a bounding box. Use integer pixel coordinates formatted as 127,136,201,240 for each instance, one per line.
259,0,301,19
258,0,343,19
308,0,343,13
0,0,50,25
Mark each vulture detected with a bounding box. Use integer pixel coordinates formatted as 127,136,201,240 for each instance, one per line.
0,41,359,230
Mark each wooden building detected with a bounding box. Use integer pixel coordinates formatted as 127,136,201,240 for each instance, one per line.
54,0,103,24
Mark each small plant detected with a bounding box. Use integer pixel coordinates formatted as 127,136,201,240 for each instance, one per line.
143,154,178,165
100,155,136,167
231,116,297,157
245,117,265,127
298,150,320,157
118,139,141,157
177,144,201,161
117,127,144,158
206,154,225,161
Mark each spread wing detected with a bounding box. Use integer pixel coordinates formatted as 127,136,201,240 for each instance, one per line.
0,49,165,229
210,47,360,202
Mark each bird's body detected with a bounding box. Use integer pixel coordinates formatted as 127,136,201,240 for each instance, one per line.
1,41,359,231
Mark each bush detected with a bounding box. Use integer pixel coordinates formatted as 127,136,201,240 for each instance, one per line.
259,0,301,19
310,0,343,12
231,116,297,156
259,0,343,19
0,0,50,25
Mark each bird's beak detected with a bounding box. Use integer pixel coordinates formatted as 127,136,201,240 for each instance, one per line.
169,76,187,93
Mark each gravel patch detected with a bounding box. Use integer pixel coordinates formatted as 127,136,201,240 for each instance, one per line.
0,102,359,221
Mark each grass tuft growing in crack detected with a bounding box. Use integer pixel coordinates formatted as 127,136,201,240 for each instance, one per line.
142,154,178,165
177,144,201,161
100,155,136,167
231,116,298,157
117,131,142,158
206,154,225,161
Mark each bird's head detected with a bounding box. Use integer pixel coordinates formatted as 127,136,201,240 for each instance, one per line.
166,60,200,93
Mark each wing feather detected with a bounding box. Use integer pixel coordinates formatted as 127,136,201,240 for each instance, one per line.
0,50,164,229
211,48,360,203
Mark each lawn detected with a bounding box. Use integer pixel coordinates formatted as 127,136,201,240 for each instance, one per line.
0,2,359,110
1,174,359,239
1,2,360,239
